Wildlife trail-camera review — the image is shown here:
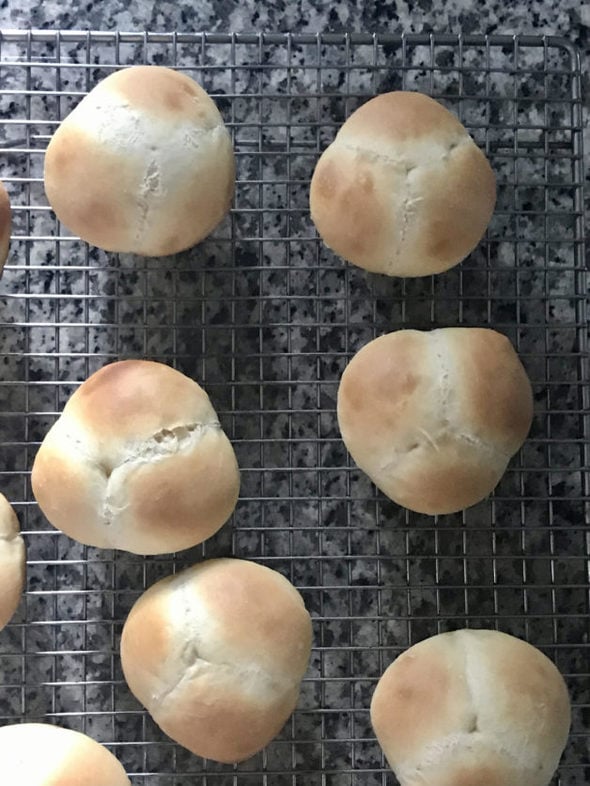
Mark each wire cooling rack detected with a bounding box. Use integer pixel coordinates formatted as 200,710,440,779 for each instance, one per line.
0,30,587,785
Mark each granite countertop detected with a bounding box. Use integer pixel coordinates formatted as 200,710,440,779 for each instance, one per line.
0,0,588,44
0,3,587,785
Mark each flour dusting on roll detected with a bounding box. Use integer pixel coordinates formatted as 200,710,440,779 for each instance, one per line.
310,91,496,277
371,630,571,786
31,360,240,555
44,66,234,256
121,558,313,763
337,327,533,514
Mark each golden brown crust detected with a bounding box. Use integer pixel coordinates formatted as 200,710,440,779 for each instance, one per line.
105,66,223,125
450,328,534,455
30,442,111,548
0,723,130,785
119,574,175,701
0,493,26,630
44,125,141,252
159,674,299,764
310,91,496,277
31,360,240,555
44,66,234,256
66,360,215,442
407,142,497,271
371,632,473,764
338,91,465,145
374,435,506,516
0,180,12,272
310,144,399,274
337,330,428,447
121,559,312,763
337,328,533,514
181,559,312,678
122,429,240,554
370,630,571,786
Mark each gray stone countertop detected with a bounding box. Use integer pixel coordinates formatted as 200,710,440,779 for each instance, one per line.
0,0,587,45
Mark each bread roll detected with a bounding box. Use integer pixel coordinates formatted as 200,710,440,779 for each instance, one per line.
371,630,571,786
337,328,533,514
31,360,239,555
44,65,234,256
0,179,11,273
0,493,26,630
121,558,313,763
310,91,496,276
0,723,130,785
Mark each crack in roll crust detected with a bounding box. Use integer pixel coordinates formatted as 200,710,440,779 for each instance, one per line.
93,421,222,526
54,421,223,527
310,91,496,277
337,327,533,514
31,360,240,555
370,630,571,786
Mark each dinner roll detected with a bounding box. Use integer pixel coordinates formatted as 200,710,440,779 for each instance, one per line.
0,723,130,785
0,494,26,631
31,360,239,555
371,630,571,786
310,91,496,276
121,558,312,763
0,179,11,273
44,65,234,256
337,327,533,514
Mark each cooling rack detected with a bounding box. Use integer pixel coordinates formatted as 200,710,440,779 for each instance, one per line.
0,30,587,785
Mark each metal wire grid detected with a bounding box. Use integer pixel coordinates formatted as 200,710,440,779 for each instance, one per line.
0,30,587,785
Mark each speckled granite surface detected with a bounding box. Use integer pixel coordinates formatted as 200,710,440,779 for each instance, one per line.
0,0,586,38
0,3,587,786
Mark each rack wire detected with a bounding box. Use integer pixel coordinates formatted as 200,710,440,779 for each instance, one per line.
0,30,587,785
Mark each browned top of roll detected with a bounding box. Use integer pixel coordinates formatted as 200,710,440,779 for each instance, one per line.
340,90,465,144
310,91,496,277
